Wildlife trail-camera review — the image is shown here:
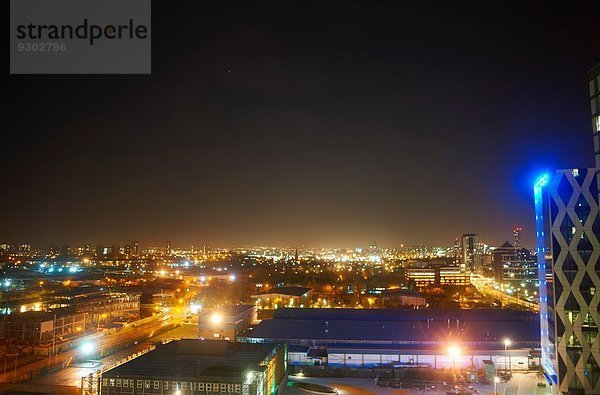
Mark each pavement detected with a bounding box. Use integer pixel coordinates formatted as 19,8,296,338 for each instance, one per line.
282,372,551,395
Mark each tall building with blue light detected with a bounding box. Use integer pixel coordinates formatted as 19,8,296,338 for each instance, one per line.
534,64,600,395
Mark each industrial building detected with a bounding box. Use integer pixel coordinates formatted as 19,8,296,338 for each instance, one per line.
198,305,256,341
376,289,426,308
0,309,86,345
239,308,540,371
100,339,286,395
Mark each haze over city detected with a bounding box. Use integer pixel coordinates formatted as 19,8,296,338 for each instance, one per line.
5,2,600,248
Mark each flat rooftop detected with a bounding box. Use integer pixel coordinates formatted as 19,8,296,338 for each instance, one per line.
271,308,538,321
103,340,279,381
198,304,254,317
243,308,540,347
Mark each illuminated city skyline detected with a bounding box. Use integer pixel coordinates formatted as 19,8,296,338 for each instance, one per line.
4,4,600,249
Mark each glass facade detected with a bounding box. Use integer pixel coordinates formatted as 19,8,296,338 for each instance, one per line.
535,168,600,394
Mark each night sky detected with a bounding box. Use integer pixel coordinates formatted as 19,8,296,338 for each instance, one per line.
4,1,600,249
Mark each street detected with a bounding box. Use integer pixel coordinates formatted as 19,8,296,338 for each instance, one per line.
26,322,199,387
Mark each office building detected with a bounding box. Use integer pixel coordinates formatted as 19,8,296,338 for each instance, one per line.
513,227,523,248
461,233,482,273
533,63,600,394
100,340,287,395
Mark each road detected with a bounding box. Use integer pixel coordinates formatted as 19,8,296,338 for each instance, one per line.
0,312,189,384
471,275,539,312
26,323,199,387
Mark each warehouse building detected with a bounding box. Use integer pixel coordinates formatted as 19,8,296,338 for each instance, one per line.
239,308,541,371
198,305,257,341
100,339,286,395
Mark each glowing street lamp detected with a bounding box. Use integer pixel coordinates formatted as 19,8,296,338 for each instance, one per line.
210,312,223,325
447,345,461,371
503,338,512,374
80,341,95,356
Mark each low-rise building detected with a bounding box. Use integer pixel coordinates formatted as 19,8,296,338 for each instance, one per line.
198,305,256,341
100,339,287,395
0,309,86,345
239,308,540,371
406,267,470,287
377,289,426,308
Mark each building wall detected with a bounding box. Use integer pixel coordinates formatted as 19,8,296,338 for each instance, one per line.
537,168,600,394
289,349,537,371
198,306,256,341
100,343,286,395
100,376,244,395
0,312,86,344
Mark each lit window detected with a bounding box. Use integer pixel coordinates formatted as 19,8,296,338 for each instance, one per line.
596,116,600,132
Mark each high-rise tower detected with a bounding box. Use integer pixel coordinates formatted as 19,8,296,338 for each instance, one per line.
534,64,600,394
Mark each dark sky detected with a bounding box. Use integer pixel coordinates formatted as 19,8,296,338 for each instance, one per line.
4,1,600,249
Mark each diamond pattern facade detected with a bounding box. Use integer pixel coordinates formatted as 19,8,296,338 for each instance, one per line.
544,169,600,394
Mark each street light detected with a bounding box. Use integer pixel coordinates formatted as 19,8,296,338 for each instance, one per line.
503,338,512,375
494,376,500,395
211,312,223,325
447,345,461,371
81,341,95,356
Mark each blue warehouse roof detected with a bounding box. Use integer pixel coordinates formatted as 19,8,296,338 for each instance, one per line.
243,309,540,348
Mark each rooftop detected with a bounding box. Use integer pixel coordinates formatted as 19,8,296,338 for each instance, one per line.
271,308,537,322
198,304,255,317
102,340,280,381
243,309,540,347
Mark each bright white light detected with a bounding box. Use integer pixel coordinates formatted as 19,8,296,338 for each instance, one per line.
447,345,461,359
503,338,512,347
246,372,254,382
229,274,236,281
190,304,201,314
494,376,501,383
69,266,77,273
211,313,223,324
81,342,95,355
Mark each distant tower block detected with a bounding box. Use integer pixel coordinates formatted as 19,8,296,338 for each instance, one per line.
513,227,522,248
